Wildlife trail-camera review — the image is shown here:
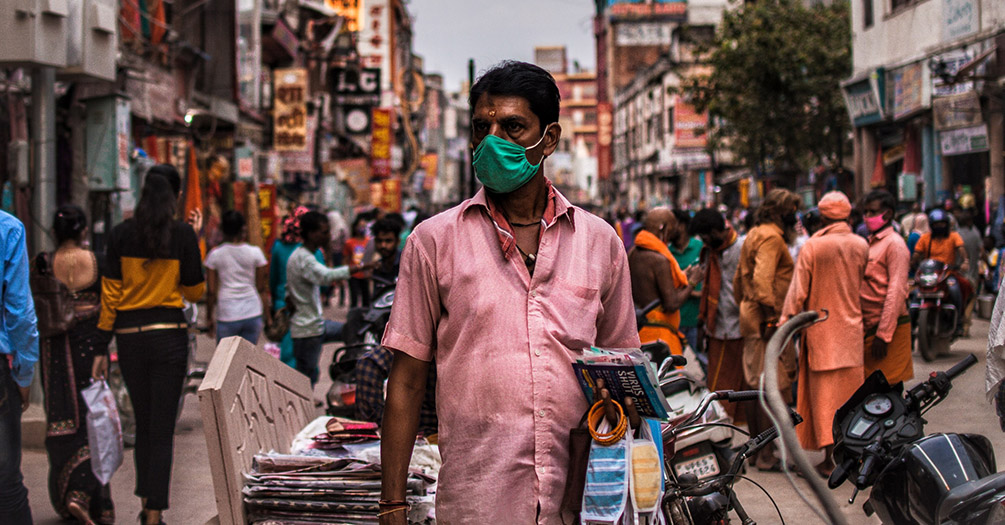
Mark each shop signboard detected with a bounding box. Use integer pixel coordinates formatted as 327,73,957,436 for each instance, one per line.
889,62,928,120
597,102,613,181
235,146,256,181
358,0,391,97
237,0,262,112
371,178,402,212
258,183,277,255
609,0,686,21
280,116,316,173
325,0,360,31
615,23,673,46
841,71,885,127
939,124,988,155
332,67,381,106
273,68,308,151
421,153,438,191
931,48,986,97
674,98,708,149
932,90,982,131
942,0,977,42
371,108,392,178
336,158,372,206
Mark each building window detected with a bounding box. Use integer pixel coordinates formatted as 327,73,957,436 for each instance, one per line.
890,0,918,12
863,0,873,28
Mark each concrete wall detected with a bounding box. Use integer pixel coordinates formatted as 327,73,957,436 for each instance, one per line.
853,0,1005,75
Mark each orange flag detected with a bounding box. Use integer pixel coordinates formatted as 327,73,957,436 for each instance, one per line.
870,144,885,188
185,144,206,258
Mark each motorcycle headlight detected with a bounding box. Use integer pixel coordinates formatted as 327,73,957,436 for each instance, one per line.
919,274,937,287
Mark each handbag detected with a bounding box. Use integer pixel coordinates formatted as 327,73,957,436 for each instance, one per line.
30,252,77,338
263,295,296,343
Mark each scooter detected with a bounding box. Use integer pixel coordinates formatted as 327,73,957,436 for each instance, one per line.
325,275,396,417
909,259,963,361
636,299,737,482
828,354,1005,524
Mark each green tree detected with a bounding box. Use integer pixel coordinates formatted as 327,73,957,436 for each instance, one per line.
685,0,851,178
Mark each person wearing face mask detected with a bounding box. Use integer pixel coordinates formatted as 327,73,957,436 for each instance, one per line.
912,209,971,334
628,208,700,356
377,61,640,525
860,190,914,385
733,188,801,471
691,208,747,422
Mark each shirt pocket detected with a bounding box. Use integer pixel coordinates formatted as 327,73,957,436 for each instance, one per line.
540,278,601,350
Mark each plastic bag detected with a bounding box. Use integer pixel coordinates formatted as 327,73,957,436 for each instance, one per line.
81,380,123,484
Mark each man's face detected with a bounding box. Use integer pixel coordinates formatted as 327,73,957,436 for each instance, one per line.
863,200,891,223
699,229,728,250
471,94,558,165
661,216,678,244
375,231,398,260
309,221,331,246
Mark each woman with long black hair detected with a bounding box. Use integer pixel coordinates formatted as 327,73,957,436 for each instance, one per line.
38,205,114,524
97,165,204,525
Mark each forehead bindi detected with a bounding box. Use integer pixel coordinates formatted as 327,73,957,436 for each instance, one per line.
474,95,536,122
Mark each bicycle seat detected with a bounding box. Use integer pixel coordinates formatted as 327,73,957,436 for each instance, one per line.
937,470,1005,522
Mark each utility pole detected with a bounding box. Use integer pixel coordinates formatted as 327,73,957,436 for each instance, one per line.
31,67,56,255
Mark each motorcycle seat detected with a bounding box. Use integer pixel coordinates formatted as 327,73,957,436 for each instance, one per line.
937,470,1005,522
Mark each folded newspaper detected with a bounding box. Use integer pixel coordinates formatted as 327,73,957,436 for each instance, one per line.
572,347,672,420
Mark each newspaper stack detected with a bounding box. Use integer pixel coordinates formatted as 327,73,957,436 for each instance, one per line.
244,454,434,524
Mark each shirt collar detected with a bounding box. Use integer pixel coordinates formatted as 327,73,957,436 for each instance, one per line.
462,178,575,256
869,224,895,243
814,221,852,237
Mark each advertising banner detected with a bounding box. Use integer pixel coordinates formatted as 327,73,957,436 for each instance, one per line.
358,0,391,96
889,62,928,120
273,68,308,151
332,67,381,106
615,23,673,46
674,98,708,149
371,108,392,178
325,0,360,31
336,158,372,206
609,0,686,21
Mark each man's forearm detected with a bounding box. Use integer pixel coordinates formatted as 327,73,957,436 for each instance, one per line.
380,356,428,500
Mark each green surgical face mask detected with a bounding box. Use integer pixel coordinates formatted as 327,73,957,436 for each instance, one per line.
472,124,551,194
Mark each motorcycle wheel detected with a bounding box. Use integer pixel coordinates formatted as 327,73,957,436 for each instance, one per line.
917,310,938,362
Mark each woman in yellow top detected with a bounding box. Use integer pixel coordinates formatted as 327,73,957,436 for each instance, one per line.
97,166,204,525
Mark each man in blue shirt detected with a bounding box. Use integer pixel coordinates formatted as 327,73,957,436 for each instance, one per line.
0,210,39,524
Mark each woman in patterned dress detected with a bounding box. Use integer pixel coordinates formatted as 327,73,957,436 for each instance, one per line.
39,205,114,524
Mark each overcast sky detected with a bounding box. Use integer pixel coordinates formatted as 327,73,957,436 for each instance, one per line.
409,0,598,91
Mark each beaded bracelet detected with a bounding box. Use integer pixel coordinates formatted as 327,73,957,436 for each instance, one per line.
588,399,628,445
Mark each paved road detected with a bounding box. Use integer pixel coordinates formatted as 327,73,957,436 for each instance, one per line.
20,310,1002,524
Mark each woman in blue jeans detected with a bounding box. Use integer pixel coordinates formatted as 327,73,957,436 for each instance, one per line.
205,211,270,345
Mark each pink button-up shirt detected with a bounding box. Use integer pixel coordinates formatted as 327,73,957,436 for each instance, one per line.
781,222,869,371
382,186,639,524
861,226,911,342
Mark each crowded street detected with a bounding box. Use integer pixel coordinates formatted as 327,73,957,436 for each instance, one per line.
18,308,1003,524
3,0,1005,524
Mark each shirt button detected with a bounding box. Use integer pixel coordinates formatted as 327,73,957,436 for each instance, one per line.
539,410,546,418
529,290,537,299
535,349,542,357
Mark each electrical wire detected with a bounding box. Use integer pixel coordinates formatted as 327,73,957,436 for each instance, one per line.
738,474,786,525
671,422,750,436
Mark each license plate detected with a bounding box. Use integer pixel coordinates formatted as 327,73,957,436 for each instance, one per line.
674,453,720,480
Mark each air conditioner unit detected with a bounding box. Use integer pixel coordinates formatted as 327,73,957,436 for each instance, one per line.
0,0,70,68
63,0,118,81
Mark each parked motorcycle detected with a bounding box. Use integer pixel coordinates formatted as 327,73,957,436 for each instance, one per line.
828,353,1005,524
659,383,803,524
325,275,396,417
909,259,963,361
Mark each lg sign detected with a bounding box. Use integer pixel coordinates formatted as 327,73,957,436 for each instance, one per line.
334,68,381,96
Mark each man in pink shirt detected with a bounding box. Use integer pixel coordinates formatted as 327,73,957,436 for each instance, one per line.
780,191,868,478
860,189,913,384
378,62,640,524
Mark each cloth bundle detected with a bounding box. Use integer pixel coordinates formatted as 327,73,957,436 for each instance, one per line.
244,454,434,524
310,418,380,449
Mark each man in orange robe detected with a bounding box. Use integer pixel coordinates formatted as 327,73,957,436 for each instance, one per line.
781,191,869,478
628,208,697,356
